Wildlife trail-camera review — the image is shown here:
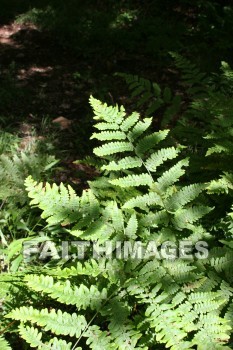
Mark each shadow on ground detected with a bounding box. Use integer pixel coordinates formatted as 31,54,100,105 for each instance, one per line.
0,22,98,123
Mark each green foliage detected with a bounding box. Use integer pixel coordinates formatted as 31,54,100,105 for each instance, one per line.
0,131,59,276
7,306,87,338
17,323,72,350
170,52,210,96
158,58,233,247
116,72,182,127
16,6,56,28
118,55,233,187
0,130,58,203
1,1,233,347
2,97,232,349
0,151,57,205
0,336,12,350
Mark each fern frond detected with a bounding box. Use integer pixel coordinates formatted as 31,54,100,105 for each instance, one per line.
140,210,169,227
90,95,126,124
0,336,12,350
192,329,230,350
120,112,140,132
145,147,180,172
18,323,72,349
123,192,163,210
207,172,233,194
84,325,116,350
7,306,87,338
135,130,169,155
110,174,153,188
210,251,233,273
128,118,152,142
72,219,113,242
6,96,233,350
24,274,107,310
94,122,119,130
225,302,233,328
170,52,209,96
47,338,72,350
165,184,207,212
125,213,138,238
206,141,233,156
93,141,133,157
18,324,43,349
154,159,189,192
25,176,103,229
173,205,213,229
25,176,81,225
104,201,124,232
91,131,126,141
101,156,142,171
50,259,106,279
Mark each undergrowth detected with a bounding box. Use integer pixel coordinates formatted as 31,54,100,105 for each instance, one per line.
0,91,232,349
0,2,232,347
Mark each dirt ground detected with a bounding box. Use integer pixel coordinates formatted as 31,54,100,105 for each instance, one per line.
0,22,94,120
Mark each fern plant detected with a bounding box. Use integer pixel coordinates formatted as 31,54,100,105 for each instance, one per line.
117,55,233,183
116,72,182,128
0,131,59,276
2,97,233,349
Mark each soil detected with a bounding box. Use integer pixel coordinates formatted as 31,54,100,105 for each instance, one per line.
0,21,106,184
0,22,93,121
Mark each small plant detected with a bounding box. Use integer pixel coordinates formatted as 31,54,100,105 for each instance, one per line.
115,71,182,128
1,97,232,349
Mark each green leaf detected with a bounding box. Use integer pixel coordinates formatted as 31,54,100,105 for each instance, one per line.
110,174,153,188
145,147,180,172
93,142,133,157
91,131,126,141
173,205,213,229
155,158,189,192
135,130,169,155
0,336,12,350
101,156,142,171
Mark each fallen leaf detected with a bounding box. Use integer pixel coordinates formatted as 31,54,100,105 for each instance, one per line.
52,116,72,130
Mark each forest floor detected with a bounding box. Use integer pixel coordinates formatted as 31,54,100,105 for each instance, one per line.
0,21,113,184
0,20,161,125
0,20,165,185
0,22,94,121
